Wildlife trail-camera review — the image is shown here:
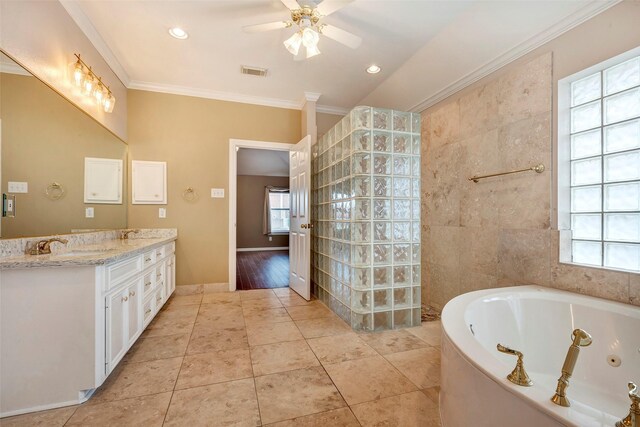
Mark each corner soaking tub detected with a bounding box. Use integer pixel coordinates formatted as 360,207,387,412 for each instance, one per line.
440,286,640,427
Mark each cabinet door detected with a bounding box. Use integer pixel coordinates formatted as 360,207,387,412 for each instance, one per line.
166,255,176,297
132,160,167,204
126,280,142,347
84,157,123,204
106,290,127,370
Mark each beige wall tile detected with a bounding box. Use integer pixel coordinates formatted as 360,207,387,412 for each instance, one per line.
459,226,499,276
498,229,551,286
497,52,552,126
424,101,460,149
551,263,630,304
630,274,640,307
459,80,500,138
498,112,551,171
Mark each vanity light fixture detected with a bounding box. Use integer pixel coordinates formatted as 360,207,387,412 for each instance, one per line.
169,27,189,39
366,65,381,74
70,54,116,113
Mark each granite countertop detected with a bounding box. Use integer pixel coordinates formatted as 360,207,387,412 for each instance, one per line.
0,236,176,270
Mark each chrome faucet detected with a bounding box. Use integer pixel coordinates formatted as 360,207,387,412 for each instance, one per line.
120,229,140,240
551,328,592,407
27,238,69,255
616,382,639,427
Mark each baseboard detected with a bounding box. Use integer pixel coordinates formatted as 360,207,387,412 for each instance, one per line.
237,247,289,252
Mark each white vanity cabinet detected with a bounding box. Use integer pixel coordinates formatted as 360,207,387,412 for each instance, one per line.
0,238,177,417
103,241,175,375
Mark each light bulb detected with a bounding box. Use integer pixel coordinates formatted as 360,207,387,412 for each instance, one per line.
301,27,319,48
72,60,84,87
103,93,115,113
93,83,105,104
283,31,302,56
83,73,94,95
306,44,321,58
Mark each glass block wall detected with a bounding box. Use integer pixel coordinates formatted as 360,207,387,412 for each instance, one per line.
311,106,422,331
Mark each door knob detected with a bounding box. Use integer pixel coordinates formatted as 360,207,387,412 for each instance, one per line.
301,224,307,229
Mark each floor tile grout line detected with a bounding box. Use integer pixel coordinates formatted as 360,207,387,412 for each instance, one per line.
161,298,201,426
242,299,265,426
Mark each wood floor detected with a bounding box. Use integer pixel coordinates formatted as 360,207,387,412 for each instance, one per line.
236,250,289,290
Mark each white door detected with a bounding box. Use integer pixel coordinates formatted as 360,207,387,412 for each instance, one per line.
289,135,312,300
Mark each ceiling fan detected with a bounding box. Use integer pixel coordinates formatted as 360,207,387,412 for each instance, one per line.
243,0,362,59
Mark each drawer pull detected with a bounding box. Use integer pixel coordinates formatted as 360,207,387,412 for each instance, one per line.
121,296,128,302
145,258,152,262
156,273,162,278
129,291,136,297
156,252,162,257
145,308,151,315
156,298,162,303
145,282,151,288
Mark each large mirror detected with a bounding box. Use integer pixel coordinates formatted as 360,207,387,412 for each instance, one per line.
0,52,127,239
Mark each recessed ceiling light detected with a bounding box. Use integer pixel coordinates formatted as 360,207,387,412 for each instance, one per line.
366,65,381,74
169,27,188,40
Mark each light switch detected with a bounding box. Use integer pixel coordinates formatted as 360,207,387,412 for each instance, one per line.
159,208,167,218
8,182,28,193
211,188,225,198
85,207,94,218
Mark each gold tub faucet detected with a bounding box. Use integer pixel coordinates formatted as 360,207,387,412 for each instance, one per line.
497,344,533,386
27,238,69,255
551,328,592,407
616,382,639,427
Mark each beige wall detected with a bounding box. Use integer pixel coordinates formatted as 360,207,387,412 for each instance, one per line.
421,1,640,310
237,175,289,249
0,1,128,141
0,72,127,238
127,90,301,286
317,112,343,138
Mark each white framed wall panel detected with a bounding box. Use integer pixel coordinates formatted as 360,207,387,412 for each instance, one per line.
132,160,167,204
84,157,123,204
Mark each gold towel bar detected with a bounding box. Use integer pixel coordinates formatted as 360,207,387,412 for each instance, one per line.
469,164,545,183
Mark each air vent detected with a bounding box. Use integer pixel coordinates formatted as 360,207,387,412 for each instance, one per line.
241,66,268,77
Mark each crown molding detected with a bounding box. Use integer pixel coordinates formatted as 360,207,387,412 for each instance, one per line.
0,60,31,76
303,91,322,102
408,0,621,113
129,80,305,110
59,0,131,87
316,105,349,115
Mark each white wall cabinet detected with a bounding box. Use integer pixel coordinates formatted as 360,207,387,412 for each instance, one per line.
132,160,167,204
84,157,123,204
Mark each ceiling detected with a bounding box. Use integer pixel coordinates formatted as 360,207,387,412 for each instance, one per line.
63,0,615,113
238,148,290,176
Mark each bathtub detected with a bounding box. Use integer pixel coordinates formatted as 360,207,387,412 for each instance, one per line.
440,285,640,427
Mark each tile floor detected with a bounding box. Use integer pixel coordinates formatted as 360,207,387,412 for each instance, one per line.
2,288,442,426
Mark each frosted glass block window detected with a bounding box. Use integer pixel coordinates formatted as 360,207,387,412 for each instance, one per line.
567,51,640,271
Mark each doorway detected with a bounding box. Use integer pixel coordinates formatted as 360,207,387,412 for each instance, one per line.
228,139,294,292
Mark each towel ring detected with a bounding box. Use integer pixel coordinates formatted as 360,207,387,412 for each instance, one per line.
182,187,198,202
44,182,65,200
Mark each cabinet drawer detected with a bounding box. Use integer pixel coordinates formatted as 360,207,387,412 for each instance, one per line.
165,241,175,255
154,287,164,311
143,296,154,327
106,256,142,290
142,250,155,269
155,264,165,287
154,245,165,260
142,271,154,297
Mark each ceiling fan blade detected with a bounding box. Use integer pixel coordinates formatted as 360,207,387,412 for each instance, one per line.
320,24,361,49
243,21,290,33
280,0,300,11
316,0,353,16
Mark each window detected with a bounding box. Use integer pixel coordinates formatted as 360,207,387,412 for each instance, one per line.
560,50,640,272
269,191,290,233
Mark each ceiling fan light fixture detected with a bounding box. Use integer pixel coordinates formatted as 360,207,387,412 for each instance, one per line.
169,27,189,39
301,27,319,48
283,31,303,55
306,44,321,58
366,65,381,74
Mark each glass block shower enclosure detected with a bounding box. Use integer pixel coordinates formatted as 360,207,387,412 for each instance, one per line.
311,106,421,331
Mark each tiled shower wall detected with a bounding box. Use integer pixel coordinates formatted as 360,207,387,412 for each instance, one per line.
422,52,640,310
312,107,422,331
